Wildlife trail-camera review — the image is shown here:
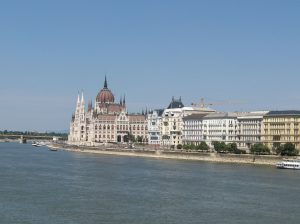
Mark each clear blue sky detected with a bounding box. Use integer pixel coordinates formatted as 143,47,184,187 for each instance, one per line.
0,0,299,132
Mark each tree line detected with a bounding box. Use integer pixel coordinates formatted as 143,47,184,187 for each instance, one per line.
178,141,299,156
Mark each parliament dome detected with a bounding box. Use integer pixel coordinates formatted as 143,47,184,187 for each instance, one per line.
96,77,115,103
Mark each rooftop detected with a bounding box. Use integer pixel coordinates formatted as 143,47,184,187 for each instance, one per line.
167,97,184,109
183,114,209,120
266,110,300,116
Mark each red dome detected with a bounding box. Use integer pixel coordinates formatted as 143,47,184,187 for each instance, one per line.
96,88,115,103
96,76,115,103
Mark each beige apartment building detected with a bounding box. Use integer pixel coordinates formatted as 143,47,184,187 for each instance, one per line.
262,111,300,150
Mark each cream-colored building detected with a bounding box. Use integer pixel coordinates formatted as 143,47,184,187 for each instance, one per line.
161,97,215,148
262,111,300,150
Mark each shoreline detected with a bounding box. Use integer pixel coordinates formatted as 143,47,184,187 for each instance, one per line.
49,143,289,166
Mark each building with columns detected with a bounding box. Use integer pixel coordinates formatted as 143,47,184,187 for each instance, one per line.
68,77,148,145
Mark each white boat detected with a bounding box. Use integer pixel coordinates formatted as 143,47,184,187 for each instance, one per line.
276,159,300,170
47,145,58,151
32,142,42,147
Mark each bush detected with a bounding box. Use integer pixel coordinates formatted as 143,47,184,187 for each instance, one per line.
198,141,209,151
276,143,299,156
250,143,270,155
213,141,228,153
177,144,183,150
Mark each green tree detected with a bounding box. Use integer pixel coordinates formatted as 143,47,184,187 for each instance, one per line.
177,144,183,150
250,143,270,155
276,143,299,156
183,144,189,150
136,136,143,143
213,141,228,153
198,141,209,151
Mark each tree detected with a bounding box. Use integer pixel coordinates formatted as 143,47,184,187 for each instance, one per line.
213,141,228,153
276,143,299,156
136,136,143,143
250,143,270,155
177,144,183,149
198,141,209,151
183,144,189,150
227,143,237,153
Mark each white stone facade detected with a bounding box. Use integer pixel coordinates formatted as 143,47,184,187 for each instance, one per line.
147,109,163,145
182,114,207,145
237,111,268,149
202,113,239,147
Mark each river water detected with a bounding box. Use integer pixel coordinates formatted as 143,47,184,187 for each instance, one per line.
0,143,300,224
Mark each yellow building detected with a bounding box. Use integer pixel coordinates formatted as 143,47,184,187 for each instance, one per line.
262,111,300,150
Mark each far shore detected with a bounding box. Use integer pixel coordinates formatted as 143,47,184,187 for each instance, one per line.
47,143,295,166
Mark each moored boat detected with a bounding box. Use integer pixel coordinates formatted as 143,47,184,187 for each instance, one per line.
276,159,300,170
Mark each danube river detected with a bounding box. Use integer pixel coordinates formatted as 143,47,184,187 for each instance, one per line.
1,143,300,224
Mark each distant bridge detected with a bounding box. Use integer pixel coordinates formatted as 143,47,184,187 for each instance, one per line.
0,134,67,140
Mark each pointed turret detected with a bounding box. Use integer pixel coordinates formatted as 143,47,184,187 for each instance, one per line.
120,97,122,106
104,75,108,89
88,100,93,111
81,91,85,104
123,94,126,106
77,92,80,105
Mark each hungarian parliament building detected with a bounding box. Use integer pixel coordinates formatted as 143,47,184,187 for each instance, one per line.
68,77,148,145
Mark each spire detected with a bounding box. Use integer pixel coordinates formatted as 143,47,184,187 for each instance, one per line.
120,97,122,106
145,107,148,115
77,91,80,105
81,90,85,104
104,75,108,88
123,94,126,105
88,100,93,111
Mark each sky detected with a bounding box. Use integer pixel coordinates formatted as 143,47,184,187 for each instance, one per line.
0,0,300,132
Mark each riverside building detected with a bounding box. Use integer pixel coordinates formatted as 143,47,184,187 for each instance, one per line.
262,111,300,150
182,114,208,145
68,77,148,145
147,109,164,145
161,97,215,148
237,111,268,150
202,112,240,148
